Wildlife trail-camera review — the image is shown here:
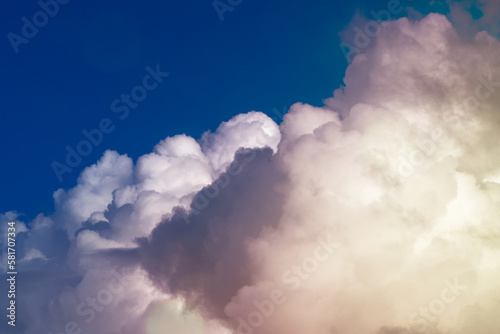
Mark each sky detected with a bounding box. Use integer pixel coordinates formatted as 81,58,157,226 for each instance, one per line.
0,0,369,219
0,0,455,220
2,0,500,334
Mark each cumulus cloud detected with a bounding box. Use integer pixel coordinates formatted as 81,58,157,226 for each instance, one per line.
0,111,281,334
2,11,500,334
200,111,281,173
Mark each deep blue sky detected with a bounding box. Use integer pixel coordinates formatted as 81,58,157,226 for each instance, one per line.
0,0,444,220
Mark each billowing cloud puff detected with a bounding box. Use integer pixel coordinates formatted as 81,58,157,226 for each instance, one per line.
2,12,500,334
53,150,134,237
200,111,281,173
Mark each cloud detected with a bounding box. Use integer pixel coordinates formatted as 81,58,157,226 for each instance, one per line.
137,13,500,334
1,110,280,334
52,150,134,237
2,12,500,334
137,147,286,321
447,0,500,37
200,111,281,173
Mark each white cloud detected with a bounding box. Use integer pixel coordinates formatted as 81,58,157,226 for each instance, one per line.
200,111,281,173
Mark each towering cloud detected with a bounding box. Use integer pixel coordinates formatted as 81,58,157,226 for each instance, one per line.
2,12,500,334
